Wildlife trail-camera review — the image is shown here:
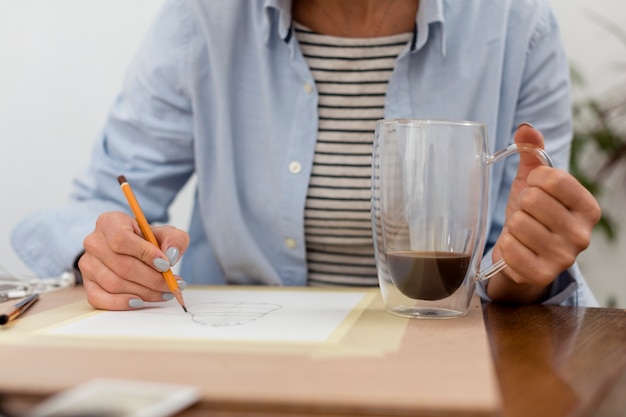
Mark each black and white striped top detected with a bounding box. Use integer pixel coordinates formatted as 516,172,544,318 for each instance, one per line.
294,24,413,287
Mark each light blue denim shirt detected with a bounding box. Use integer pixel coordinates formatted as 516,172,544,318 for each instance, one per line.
12,0,598,306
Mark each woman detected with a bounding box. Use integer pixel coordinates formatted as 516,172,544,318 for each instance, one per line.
12,0,600,310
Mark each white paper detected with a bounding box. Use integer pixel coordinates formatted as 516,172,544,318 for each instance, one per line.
46,289,368,343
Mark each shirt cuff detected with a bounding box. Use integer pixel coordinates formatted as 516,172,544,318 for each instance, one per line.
476,248,593,307
72,250,86,285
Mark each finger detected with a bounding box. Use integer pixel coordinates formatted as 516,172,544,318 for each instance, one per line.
80,250,169,300
95,212,188,274
80,254,170,311
513,123,547,184
93,255,171,299
517,184,593,252
506,209,577,272
99,218,175,279
83,278,146,311
152,225,190,266
84,222,170,292
517,184,577,233
526,166,602,220
496,230,561,287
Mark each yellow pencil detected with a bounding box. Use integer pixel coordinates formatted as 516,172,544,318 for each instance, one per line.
117,175,187,312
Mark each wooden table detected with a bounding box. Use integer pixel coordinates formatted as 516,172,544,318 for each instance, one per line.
483,302,626,417
0,287,624,417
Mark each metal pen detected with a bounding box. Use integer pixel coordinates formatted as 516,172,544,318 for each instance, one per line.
0,292,39,325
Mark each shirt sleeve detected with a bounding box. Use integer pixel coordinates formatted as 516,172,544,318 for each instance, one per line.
11,0,196,278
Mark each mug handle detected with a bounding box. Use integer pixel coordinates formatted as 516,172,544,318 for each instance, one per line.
475,143,554,282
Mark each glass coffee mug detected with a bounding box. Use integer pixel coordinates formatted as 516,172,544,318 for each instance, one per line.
371,119,553,318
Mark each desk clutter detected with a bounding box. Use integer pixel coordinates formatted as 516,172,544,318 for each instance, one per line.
0,271,74,302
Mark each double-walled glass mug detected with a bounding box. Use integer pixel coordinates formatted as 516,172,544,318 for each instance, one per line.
371,119,553,318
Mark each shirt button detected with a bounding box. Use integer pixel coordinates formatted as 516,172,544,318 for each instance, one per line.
289,161,302,174
285,238,297,249
303,83,313,94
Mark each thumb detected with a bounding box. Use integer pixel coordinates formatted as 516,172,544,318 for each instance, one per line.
513,123,549,184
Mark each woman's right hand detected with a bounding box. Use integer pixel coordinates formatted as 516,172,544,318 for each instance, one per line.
78,211,190,310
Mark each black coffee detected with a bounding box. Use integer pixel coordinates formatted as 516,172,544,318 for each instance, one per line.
386,251,471,300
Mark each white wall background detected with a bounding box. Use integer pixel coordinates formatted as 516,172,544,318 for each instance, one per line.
1,0,624,306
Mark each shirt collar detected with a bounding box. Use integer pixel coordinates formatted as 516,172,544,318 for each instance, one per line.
263,0,292,43
263,0,446,55
415,0,446,55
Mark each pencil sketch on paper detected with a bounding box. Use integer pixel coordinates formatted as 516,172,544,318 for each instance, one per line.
45,290,369,343
187,302,282,327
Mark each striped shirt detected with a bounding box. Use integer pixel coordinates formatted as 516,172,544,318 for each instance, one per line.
295,24,413,287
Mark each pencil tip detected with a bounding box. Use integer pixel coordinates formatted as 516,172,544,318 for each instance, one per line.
182,306,188,313
117,175,127,185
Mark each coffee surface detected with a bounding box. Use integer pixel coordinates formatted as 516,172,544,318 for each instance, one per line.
386,251,470,300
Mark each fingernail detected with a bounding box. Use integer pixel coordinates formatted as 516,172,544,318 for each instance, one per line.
177,280,187,290
162,292,174,301
129,298,144,309
166,247,180,265
153,257,170,272
518,122,535,130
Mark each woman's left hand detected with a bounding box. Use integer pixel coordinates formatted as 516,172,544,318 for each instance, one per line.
488,124,602,303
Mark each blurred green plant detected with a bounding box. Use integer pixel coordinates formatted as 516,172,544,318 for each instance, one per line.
569,12,626,243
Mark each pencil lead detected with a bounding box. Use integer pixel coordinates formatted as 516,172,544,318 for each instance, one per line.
182,305,188,313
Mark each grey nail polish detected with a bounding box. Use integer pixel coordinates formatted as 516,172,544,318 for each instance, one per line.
153,257,170,272
162,292,174,301
177,280,187,290
166,247,180,265
129,299,144,309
